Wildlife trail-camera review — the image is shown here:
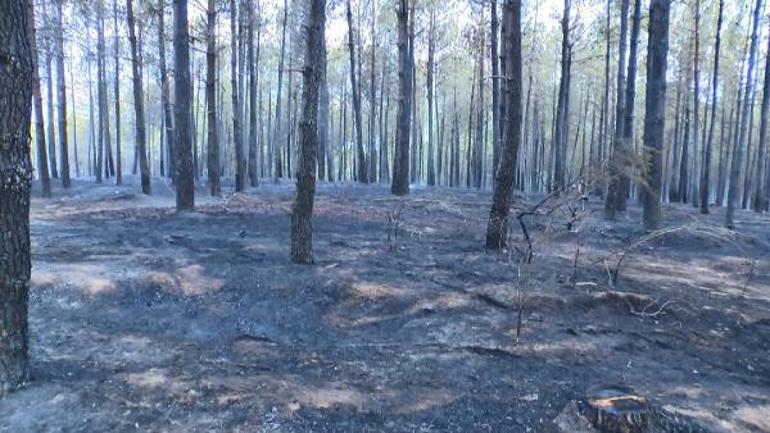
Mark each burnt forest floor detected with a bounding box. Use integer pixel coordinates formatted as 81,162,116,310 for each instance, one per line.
1,176,769,433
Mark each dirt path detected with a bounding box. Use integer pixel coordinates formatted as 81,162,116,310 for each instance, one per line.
1,179,768,432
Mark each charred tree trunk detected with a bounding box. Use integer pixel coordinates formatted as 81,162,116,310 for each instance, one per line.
391,0,412,195
617,0,641,211
292,0,325,264
27,0,50,197
43,0,57,181
157,0,175,181
318,4,329,181
127,0,150,194
174,0,194,210
701,0,723,213
553,0,571,192
346,0,367,183
486,0,521,249
206,0,220,196
753,24,770,211
272,0,287,182
247,0,258,187
605,0,630,218
491,0,501,180
727,0,762,228
641,0,671,231
0,0,33,397
54,0,70,187
230,0,245,191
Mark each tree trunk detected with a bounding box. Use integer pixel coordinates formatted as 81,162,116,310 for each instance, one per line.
346,0,367,183
174,0,194,210
690,0,701,209
157,0,175,180
96,0,107,182
230,0,245,191
247,0,259,187
368,0,378,182
391,0,412,195
54,0,70,187
753,26,770,211
272,0,287,182
491,0,501,181
0,0,33,397
206,0,219,196
605,0,630,218
701,0,723,213
617,0,641,211
426,8,436,187
727,0,762,228
486,0,522,249
318,3,329,181
641,0,671,231
292,0,325,264
127,0,150,194
553,0,571,192
27,0,51,197
44,0,58,180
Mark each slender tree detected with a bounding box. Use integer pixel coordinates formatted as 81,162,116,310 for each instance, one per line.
127,0,150,194
174,0,195,209
701,0,723,213
617,0,641,211
206,0,220,196
605,0,630,218
727,0,763,228
346,0,367,183
391,0,412,195
753,21,770,211
0,0,34,397
272,0,287,181
54,0,70,187
486,0,522,249
230,0,245,191
27,0,51,197
247,0,258,186
641,0,671,231
292,0,326,264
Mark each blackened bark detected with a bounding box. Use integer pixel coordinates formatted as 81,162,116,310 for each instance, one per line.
346,0,367,183
753,22,770,211
318,4,329,181
605,0,630,218
112,0,121,185
553,0,570,191
158,0,175,181
174,0,195,209
291,0,325,264
127,0,150,194
247,0,259,187
426,8,436,187
701,0,723,213
0,0,33,397
491,0,500,180
727,0,762,227
27,0,50,197
272,0,287,182
616,0,641,211
231,0,245,191
206,0,220,196
642,0,671,231
391,0,411,195
54,0,70,187
486,0,521,249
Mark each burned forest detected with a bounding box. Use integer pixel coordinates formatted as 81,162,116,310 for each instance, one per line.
1,0,770,432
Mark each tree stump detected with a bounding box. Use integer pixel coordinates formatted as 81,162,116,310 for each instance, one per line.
584,388,651,433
